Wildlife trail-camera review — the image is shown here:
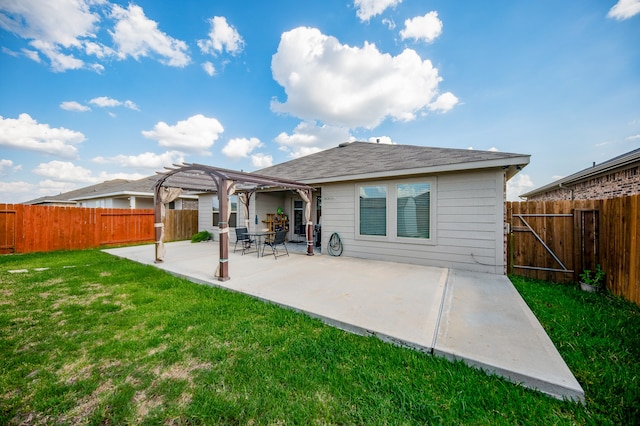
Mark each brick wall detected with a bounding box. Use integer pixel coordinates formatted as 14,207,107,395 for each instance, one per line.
528,165,640,201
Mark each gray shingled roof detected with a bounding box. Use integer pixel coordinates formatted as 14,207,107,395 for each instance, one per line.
521,147,640,198
256,141,529,183
69,175,160,200
23,176,160,205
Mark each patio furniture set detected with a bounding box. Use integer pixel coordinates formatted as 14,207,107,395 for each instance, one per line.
234,227,289,259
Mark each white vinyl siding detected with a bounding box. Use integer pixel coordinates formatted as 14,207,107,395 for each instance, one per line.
198,194,215,235
320,169,505,274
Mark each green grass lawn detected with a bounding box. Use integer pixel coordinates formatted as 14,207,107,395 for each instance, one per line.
1,250,638,424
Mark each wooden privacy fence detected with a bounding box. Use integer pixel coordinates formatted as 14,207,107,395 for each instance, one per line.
507,194,639,306
0,204,199,255
164,209,198,242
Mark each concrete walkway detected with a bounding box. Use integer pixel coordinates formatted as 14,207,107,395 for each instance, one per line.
104,241,584,402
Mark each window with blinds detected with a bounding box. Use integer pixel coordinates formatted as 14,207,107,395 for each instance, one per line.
359,185,387,236
397,183,430,239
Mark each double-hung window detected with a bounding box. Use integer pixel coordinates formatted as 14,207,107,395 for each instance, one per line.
397,182,430,239
359,185,387,236
357,180,433,243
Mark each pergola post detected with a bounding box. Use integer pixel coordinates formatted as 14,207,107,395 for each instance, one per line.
153,185,163,263
217,178,231,281
306,189,314,256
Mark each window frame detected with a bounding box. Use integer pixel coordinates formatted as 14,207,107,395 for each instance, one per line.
357,184,389,239
355,178,436,245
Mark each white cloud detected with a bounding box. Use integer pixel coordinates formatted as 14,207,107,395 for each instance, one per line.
202,61,216,76
222,137,262,159
354,0,402,22
33,161,147,187
367,136,396,144
0,0,102,71
89,96,139,110
92,151,185,169
290,146,322,159
83,39,113,58
123,100,139,111
30,39,84,71
625,134,640,141
0,1,194,71
22,48,41,62
110,3,190,67
36,179,79,195
1,47,18,57
608,0,640,20
0,113,85,158
60,101,91,112
381,18,396,30
271,27,454,129
400,12,443,43
90,96,121,107
198,16,244,56
506,173,535,201
142,114,224,155
251,153,273,168
275,121,353,158
427,92,459,113
0,158,14,173
33,160,95,182
0,181,35,202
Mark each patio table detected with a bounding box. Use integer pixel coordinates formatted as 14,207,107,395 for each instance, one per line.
242,231,275,258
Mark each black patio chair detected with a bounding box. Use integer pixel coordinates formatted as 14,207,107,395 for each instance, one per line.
234,227,253,254
262,228,289,259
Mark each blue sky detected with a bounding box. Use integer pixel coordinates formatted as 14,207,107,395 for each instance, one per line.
0,0,639,203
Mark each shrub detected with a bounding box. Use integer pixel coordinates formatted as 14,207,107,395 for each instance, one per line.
191,230,212,243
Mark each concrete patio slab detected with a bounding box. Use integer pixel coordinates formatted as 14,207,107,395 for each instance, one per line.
434,269,584,402
104,241,584,402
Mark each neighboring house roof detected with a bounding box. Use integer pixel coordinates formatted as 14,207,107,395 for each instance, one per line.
69,175,161,202
24,175,196,205
256,141,530,183
24,178,134,205
521,147,640,199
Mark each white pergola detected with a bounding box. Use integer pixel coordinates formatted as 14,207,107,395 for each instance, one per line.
153,163,315,281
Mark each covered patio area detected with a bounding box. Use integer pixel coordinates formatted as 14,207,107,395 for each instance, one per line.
104,241,584,402
153,163,316,281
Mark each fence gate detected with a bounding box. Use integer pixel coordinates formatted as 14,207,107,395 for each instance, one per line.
0,209,17,254
509,208,599,283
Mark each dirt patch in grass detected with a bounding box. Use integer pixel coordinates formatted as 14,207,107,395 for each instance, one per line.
62,379,116,424
147,343,168,357
51,292,111,310
0,288,14,306
57,351,93,385
43,277,64,286
133,390,163,420
159,358,212,383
